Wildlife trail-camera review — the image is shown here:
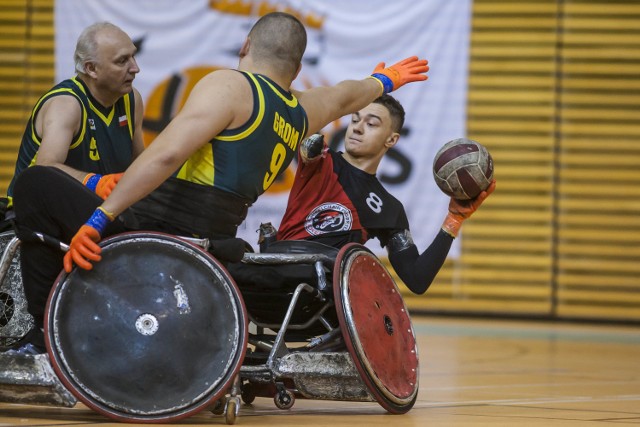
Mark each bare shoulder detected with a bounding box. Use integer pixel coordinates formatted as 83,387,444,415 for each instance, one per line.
184,69,252,124
43,92,82,111
38,93,82,124
186,69,251,107
195,69,248,92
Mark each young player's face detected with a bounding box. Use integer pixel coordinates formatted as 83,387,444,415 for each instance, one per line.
345,103,396,158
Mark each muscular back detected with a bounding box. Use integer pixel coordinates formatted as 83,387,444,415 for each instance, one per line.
175,71,308,201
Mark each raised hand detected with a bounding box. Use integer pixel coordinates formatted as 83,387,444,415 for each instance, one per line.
370,56,429,94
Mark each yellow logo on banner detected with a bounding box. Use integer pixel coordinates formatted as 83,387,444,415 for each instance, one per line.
208,0,324,29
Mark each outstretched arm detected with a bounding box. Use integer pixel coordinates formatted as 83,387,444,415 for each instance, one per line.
388,180,496,294
295,56,428,135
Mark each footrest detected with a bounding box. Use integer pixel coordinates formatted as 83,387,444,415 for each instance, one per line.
0,353,76,407
275,352,374,402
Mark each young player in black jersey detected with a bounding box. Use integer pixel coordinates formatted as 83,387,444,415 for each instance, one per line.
277,95,496,294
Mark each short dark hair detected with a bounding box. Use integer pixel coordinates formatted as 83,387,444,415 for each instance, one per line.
373,94,405,133
248,12,307,79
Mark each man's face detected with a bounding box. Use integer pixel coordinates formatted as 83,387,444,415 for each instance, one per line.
92,28,139,96
344,103,396,158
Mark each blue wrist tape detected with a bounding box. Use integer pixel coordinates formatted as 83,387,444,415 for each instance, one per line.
371,73,394,94
85,208,112,235
85,174,102,193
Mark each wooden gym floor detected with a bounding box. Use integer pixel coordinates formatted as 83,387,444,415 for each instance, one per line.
1,315,638,426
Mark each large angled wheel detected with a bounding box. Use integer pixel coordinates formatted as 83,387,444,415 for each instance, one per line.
333,243,419,414
45,232,247,423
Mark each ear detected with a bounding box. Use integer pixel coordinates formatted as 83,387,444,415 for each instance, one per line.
385,132,400,149
238,37,250,58
84,61,98,78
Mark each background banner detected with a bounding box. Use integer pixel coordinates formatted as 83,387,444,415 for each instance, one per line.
55,0,472,255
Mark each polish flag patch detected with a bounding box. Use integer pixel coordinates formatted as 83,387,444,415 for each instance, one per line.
118,115,128,127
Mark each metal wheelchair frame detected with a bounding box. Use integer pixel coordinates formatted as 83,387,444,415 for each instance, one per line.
0,231,418,424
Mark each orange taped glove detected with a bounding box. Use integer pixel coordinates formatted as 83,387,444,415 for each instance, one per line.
83,173,124,199
63,225,102,272
370,56,429,94
442,180,496,238
63,207,114,272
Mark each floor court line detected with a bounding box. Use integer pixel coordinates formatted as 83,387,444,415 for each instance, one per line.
1,315,639,426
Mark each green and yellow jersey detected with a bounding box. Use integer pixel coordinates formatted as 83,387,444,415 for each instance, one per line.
6,76,136,206
176,71,307,202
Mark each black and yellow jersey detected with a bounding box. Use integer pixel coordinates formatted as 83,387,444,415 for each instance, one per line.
6,76,136,205
175,71,308,202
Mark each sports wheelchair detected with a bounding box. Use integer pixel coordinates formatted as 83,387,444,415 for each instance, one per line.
0,229,419,424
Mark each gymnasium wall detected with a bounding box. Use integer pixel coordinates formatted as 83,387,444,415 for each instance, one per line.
404,0,640,323
0,0,638,322
0,0,53,185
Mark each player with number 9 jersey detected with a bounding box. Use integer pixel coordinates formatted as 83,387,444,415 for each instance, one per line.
175,71,307,201
128,71,307,239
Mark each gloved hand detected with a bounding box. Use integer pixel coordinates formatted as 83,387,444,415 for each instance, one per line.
63,207,115,272
83,173,124,199
441,180,496,238
370,56,429,94
63,225,102,272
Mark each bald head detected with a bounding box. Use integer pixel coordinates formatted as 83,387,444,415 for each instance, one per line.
246,12,307,80
74,22,131,74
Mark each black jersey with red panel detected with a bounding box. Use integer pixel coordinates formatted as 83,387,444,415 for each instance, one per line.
277,149,409,248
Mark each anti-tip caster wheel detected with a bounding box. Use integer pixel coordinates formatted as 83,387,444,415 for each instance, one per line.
274,388,295,410
225,396,240,425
